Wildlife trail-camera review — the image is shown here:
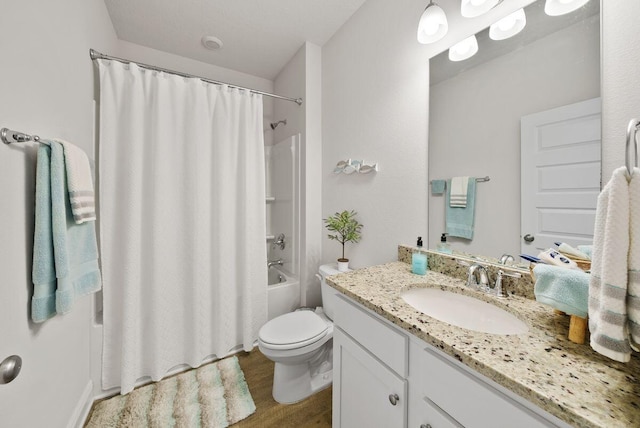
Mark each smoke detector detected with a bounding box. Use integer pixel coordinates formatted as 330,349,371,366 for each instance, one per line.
201,36,223,51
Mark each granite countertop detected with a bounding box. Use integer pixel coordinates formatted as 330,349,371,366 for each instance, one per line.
326,261,640,428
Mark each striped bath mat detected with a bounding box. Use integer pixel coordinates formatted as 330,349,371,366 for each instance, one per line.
86,356,255,427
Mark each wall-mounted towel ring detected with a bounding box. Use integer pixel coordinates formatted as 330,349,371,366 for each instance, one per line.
626,118,640,176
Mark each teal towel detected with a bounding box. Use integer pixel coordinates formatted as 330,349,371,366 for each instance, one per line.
431,179,446,195
31,141,102,322
32,144,57,321
533,264,589,318
445,177,476,239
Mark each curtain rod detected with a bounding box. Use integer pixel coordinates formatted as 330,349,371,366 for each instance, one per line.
89,49,303,106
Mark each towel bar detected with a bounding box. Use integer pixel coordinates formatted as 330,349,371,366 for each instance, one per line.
625,118,640,176
1,128,41,145
430,176,490,184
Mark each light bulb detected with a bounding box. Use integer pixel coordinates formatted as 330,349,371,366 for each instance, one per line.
544,0,590,16
461,0,500,18
490,8,526,41
417,2,449,44
448,35,478,62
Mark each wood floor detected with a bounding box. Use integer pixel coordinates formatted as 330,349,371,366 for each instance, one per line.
234,350,332,428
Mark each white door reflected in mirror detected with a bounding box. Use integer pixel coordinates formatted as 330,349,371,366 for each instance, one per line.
520,97,601,256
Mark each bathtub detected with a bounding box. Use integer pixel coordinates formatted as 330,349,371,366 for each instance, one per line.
267,265,301,320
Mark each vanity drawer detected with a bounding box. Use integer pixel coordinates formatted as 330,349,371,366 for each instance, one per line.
334,294,408,377
417,345,555,428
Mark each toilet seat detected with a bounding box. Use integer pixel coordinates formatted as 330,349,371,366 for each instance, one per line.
259,311,329,350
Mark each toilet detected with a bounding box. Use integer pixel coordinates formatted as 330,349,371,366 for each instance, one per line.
258,263,344,404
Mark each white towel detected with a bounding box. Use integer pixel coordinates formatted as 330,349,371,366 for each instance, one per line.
54,139,96,223
628,167,640,346
450,176,469,208
588,166,632,362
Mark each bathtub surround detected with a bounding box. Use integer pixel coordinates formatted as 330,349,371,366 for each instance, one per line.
85,356,255,427
98,59,267,394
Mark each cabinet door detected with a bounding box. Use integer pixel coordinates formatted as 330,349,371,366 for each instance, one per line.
333,328,407,428
411,396,463,428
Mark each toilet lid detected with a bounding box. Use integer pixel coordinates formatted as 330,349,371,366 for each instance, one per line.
259,311,329,348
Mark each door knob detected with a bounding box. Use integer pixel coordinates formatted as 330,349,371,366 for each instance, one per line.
0,355,22,384
523,234,535,243
388,393,400,406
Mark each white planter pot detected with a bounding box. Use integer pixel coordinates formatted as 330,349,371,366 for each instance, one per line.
337,259,349,272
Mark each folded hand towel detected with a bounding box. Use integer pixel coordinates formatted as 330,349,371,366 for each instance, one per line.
431,179,446,195
445,177,476,240
588,166,632,362
628,168,640,346
32,144,57,322
54,138,96,224
450,176,469,208
31,141,102,322
534,264,589,318
50,141,102,314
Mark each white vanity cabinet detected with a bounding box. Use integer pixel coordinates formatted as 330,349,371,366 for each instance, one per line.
332,293,570,428
333,295,409,428
410,343,557,428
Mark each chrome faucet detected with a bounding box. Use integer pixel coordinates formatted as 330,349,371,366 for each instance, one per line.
267,259,284,268
490,269,522,299
499,254,515,265
467,263,489,290
271,233,286,250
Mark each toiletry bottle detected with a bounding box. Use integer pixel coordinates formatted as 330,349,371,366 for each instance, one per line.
437,233,452,254
412,237,428,275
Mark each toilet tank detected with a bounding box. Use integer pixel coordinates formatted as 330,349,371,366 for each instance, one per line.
319,263,348,321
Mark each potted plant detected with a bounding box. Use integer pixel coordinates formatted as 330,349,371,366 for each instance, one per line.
324,210,363,271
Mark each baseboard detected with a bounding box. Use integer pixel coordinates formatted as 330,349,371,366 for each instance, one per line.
67,380,94,428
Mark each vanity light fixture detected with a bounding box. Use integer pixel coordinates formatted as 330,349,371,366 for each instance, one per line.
489,8,526,40
544,0,590,16
448,35,479,62
460,0,501,18
417,1,448,44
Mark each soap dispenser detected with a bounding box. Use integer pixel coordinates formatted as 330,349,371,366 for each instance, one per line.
412,237,427,275
437,233,452,254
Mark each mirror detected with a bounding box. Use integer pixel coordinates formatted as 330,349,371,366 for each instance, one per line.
427,0,600,264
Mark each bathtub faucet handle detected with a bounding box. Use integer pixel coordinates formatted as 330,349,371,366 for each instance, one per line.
267,259,284,268
272,233,286,250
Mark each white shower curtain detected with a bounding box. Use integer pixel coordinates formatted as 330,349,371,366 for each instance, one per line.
97,59,267,394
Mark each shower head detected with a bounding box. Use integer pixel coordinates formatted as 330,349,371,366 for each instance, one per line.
270,119,287,130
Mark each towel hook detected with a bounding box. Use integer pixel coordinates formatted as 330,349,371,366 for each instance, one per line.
625,118,640,176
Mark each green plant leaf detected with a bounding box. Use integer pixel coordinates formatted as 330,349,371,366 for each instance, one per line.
323,210,363,259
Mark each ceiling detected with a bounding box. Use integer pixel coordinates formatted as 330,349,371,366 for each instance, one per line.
103,0,368,80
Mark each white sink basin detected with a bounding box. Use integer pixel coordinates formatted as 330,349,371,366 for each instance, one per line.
400,288,528,335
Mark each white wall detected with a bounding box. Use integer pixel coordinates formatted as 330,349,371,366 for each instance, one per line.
0,1,117,427
274,42,323,307
320,0,538,268
428,16,600,258
322,0,431,267
601,1,640,180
